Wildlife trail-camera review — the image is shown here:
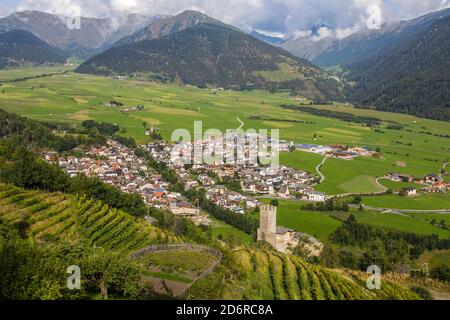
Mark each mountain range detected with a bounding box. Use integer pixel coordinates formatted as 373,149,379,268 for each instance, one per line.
77,14,341,100
0,8,448,120
0,10,161,59
0,29,66,69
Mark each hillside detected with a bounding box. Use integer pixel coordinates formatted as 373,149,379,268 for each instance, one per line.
347,13,450,121
0,183,178,251
190,249,421,300
280,9,450,121
0,11,160,58
307,9,450,68
0,182,422,300
77,22,342,100
0,30,66,69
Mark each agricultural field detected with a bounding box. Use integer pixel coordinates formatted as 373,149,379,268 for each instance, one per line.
408,213,450,226
225,249,420,300
0,183,178,252
362,193,450,210
377,179,426,191
256,199,450,240
0,68,449,210
0,65,74,81
345,211,450,239
280,151,324,175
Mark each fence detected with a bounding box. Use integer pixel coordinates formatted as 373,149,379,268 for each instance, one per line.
132,244,222,298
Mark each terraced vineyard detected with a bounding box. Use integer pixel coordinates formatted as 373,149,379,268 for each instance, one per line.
233,249,421,300
0,183,179,253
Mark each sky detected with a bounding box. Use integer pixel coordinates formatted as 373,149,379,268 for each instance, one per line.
1,0,449,39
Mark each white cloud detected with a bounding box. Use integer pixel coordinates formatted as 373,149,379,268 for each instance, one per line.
254,29,287,39
336,25,361,39
13,0,449,37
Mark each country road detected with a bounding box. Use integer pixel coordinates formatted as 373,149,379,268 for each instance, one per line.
374,177,389,192
257,195,450,213
237,117,244,130
315,156,327,184
349,204,450,214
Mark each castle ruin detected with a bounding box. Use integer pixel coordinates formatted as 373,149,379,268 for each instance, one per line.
257,205,323,256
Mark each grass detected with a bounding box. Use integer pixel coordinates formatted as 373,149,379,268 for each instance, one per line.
142,270,192,283
377,179,425,191
280,151,324,174
211,217,253,245
408,213,450,225
350,211,450,238
139,251,217,273
253,62,302,82
417,250,450,268
256,198,450,240
1,67,449,210
0,65,74,81
257,199,342,241
362,193,450,210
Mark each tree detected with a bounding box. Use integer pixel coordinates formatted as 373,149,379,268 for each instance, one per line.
353,195,362,204
430,264,450,282
319,244,339,268
363,239,390,271
81,250,143,300
270,199,279,207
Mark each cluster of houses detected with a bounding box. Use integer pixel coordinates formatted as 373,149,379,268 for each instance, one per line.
44,140,205,223
295,144,375,160
142,140,328,215
386,172,450,196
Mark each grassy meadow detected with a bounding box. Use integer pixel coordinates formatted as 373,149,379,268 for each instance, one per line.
257,199,450,240
362,193,450,210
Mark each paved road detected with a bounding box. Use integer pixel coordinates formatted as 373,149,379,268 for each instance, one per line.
315,156,328,184
349,204,450,213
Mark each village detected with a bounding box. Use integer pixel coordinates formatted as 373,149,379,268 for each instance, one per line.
44,135,449,224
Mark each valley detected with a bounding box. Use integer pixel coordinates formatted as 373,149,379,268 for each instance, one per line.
1,67,448,209
0,4,449,302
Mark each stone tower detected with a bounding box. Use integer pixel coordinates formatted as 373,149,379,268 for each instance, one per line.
257,205,277,241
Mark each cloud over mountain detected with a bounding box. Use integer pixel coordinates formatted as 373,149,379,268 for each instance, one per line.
9,0,450,39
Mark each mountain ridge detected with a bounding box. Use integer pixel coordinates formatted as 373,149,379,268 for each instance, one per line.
0,29,67,69
77,21,342,100
0,10,162,58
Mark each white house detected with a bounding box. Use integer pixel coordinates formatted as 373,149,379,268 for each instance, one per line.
306,191,327,202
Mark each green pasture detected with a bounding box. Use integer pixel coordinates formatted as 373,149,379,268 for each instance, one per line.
211,218,253,245
257,199,342,241
351,211,450,238
362,193,450,210
378,179,426,191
